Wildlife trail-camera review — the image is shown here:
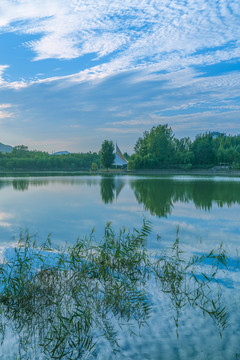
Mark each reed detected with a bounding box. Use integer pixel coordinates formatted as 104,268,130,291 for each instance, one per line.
0,221,228,359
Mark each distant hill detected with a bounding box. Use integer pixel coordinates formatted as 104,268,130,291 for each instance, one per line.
52,151,70,155
0,142,13,153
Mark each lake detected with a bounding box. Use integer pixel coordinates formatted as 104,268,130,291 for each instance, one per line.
0,174,239,359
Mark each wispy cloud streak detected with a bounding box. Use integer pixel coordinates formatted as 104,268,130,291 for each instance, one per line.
0,0,239,150
0,0,239,84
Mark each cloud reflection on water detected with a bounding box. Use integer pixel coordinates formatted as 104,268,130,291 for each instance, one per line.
0,175,238,358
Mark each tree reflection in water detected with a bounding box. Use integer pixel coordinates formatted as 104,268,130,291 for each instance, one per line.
6,176,240,216
100,177,115,204
12,179,29,191
100,177,126,204
131,178,240,217
0,222,228,359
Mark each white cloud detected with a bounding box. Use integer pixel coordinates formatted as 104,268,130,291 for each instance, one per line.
0,111,13,120
0,0,239,147
0,0,239,75
0,65,29,89
0,65,8,74
103,108,240,137
0,103,11,109
0,65,9,85
0,102,14,120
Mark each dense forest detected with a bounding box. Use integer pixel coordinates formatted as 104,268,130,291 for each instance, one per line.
0,146,100,171
0,124,240,171
128,124,240,170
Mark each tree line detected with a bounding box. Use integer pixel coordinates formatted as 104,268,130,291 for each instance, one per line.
0,146,100,171
127,124,240,169
1,124,240,171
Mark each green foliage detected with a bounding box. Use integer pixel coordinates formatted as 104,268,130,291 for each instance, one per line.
180,163,192,170
132,125,175,167
154,228,229,336
232,162,240,170
0,149,100,171
148,125,175,163
1,127,240,171
90,162,98,172
100,140,115,169
129,125,240,169
174,137,194,164
191,132,215,165
127,154,143,170
0,223,229,358
13,145,29,152
142,153,159,169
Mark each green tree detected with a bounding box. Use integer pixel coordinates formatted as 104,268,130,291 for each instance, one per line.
131,124,175,169
174,137,194,165
191,133,215,165
142,153,158,168
100,140,115,169
90,162,98,172
14,145,28,152
147,124,175,164
123,152,130,160
127,154,143,170
134,130,149,157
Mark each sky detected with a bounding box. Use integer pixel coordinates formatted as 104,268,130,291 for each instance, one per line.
0,0,239,153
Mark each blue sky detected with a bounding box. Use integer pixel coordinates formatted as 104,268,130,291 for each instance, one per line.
0,0,239,153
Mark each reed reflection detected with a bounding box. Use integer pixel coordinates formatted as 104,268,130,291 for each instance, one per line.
0,224,228,359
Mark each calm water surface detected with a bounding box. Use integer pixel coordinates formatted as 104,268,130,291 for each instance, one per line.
0,174,239,359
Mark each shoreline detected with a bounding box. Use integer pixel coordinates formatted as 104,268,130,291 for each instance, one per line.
126,169,240,176
0,168,239,177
